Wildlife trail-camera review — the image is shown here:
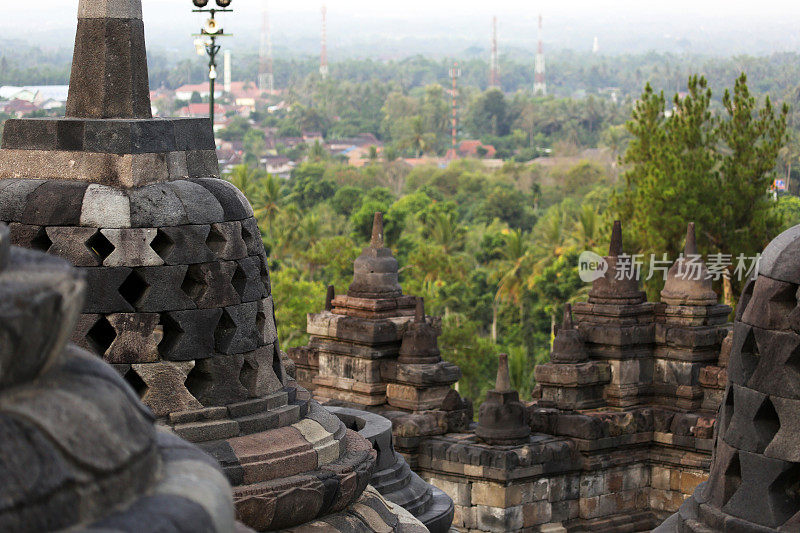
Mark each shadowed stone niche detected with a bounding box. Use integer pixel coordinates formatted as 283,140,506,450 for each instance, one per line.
0,223,236,532
0,1,425,531
655,223,800,532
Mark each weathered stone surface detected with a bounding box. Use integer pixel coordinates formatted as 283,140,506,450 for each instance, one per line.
101,228,163,266
132,265,196,312
240,345,283,397
186,354,249,407
134,361,201,417
159,308,223,361
128,183,188,227
165,180,225,224
20,180,87,226
2,118,215,154
182,261,240,308
215,302,262,355
47,226,105,266
103,313,162,363
67,15,151,119
151,224,216,265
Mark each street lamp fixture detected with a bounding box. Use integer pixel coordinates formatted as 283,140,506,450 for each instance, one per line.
191,0,233,125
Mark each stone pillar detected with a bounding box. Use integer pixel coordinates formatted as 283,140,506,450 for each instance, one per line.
67,0,151,118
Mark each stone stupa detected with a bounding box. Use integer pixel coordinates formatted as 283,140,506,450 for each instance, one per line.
0,1,425,530
656,223,800,532
0,223,236,532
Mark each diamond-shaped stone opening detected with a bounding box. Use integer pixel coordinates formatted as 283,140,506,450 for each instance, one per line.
150,229,175,259
260,259,270,291
720,386,735,435
86,315,116,357
31,227,52,252
185,361,213,402
769,463,800,525
206,225,226,256
158,313,184,357
734,328,760,384
754,396,781,449
256,305,267,339
180,264,205,301
123,367,148,397
239,357,257,393
786,345,800,377
736,277,757,321
232,264,248,299
119,270,149,308
214,309,237,348
771,282,799,324
241,221,254,244
86,230,114,261
721,451,742,507
272,345,285,384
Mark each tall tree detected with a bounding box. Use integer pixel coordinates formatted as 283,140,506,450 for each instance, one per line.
616,74,787,300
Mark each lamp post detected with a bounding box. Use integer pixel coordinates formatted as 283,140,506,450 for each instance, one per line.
192,0,233,126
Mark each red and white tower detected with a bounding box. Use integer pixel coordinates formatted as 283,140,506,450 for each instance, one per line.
533,14,546,96
489,16,499,88
450,62,461,153
320,4,329,79
258,0,274,94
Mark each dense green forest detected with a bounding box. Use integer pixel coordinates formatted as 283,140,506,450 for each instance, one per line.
4,41,800,405
226,73,800,406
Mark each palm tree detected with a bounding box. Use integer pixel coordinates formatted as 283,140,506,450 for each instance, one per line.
427,210,464,254
493,229,531,337
226,164,258,197
403,116,435,158
569,205,604,252
251,174,283,237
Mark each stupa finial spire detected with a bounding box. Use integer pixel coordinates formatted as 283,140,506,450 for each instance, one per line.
325,285,335,311
370,212,384,248
562,303,573,329
66,0,152,118
495,353,512,392
684,222,698,256
415,297,425,323
609,220,623,257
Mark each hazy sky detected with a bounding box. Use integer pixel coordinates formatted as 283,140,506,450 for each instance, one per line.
4,0,800,57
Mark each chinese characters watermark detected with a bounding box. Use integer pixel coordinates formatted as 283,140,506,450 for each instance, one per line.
578,252,760,283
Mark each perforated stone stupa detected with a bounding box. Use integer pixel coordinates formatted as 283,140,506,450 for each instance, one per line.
0,223,236,532
0,1,425,531
656,223,800,531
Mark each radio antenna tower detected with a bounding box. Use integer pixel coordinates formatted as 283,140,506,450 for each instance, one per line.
490,16,499,88
533,14,546,95
450,62,461,151
258,0,274,94
320,4,329,79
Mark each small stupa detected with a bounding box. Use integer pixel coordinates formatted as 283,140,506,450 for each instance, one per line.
573,221,656,407
533,304,610,409
653,223,731,410
476,353,531,445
